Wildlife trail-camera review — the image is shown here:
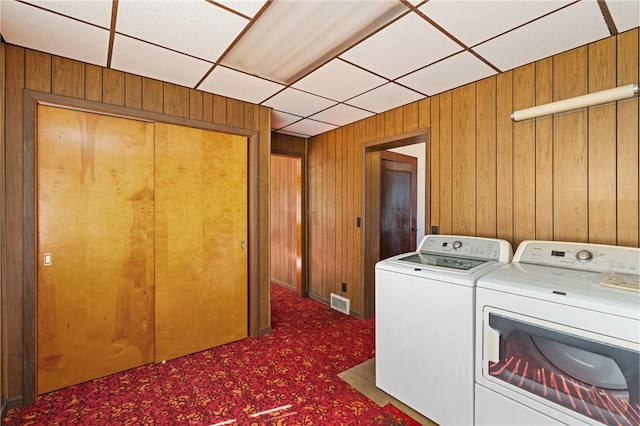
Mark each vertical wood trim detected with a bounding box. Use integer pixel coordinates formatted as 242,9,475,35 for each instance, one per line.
430,95,440,230
534,57,554,241
439,92,452,234
476,77,497,238
496,71,514,243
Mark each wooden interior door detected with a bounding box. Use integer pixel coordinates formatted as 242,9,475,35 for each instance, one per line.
37,105,155,394
154,123,248,361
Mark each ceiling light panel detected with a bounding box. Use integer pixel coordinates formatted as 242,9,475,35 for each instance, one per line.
199,66,285,104
346,83,424,114
293,59,387,102
340,12,462,80
420,0,573,47
271,110,303,130
473,0,610,72
222,0,408,84
111,34,212,88
262,88,337,118
281,119,338,138
116,0,248,62
0,1,110,66
606,0,640,33
310,104,374,127
21,0,113,28
215,0,267,18
398,51,496,96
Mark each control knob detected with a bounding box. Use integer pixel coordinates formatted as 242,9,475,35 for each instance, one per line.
576,249,593,262
452,240,463,250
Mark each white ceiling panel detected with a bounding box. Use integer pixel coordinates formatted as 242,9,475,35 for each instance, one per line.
607,0,640,33
293,59,387,102
111,34,212,88
310,104,374,127
346,83,424,114
216,0,267,18
22,0,113,28
398,51,497,96
0,1,110,66
116,0,248,62
340,12,462,79
420,0,573,47
271,110,303,130
199,66,285,104
474,0,611,71
263,88,337,117
281,119,339,138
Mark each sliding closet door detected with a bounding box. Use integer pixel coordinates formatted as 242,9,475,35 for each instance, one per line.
36,105,155,394
154,123,248,361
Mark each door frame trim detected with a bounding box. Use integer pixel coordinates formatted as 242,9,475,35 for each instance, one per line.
22,90,262,404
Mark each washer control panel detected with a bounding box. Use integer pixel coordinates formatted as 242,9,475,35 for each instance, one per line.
515,240,639,274
418,235,513,262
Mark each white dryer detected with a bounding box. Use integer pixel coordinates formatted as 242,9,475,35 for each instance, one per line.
475,240,640,426
375,234,513,425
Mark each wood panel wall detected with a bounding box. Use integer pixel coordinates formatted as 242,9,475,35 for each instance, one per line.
0,42,272,408
306,29,639,317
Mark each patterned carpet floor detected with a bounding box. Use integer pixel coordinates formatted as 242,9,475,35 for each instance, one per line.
4,284,418,425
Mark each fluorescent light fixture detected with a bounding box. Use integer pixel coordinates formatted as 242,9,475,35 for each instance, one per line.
221,0,407,85
511,83,638,121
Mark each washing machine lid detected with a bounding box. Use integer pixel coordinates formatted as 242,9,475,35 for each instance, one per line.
395,252,488,271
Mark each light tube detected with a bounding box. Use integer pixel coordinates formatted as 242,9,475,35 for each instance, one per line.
511,83,638,121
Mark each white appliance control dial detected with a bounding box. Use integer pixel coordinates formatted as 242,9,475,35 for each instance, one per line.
452,240,463,250
576,250,594,262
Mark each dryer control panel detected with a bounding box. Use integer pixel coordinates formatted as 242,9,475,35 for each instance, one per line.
418,235,513,262
515,240,639,275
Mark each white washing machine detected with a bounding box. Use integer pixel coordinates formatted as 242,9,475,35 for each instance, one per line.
375,234,513,426
475,240,640,426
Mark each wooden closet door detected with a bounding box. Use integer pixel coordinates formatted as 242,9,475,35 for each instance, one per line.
37,105,155,394
154,123,248,361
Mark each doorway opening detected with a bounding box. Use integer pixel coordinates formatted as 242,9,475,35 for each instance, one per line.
362,130,431,318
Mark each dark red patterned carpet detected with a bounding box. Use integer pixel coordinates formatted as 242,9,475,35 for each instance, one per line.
5,284,417,425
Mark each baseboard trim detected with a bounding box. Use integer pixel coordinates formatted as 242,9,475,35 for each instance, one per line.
1,396,23,424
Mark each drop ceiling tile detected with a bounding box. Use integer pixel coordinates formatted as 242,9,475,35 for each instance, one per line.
116,0,248,62
199,66,284,105
340,12,462,79
293,59,387,102
474,0,610,72
0,1,110,66
262,88,337,117
111,34,212,88
607,0,640,33
420,0,573,47
216,0,267,18
310,104,374,127
398,51,496,96
271,110,302,130
345,83,424,114
22,0,113,27
281,119,338,138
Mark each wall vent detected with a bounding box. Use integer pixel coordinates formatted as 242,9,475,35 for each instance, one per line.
330,293,350,315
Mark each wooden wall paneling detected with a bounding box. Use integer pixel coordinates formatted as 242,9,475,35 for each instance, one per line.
0,40,5,412
102,68,124,106
553,47,589,242
257,105,271,333
512,64,536,247
163,83,189,118
5,45,25,403
403,102,419,133
52,57,84,98
376,114,385,140
142,78,163,113
189,89,203,121
476,77,497,238
213,95,227,125
227,98,245,128
85,65,103,103
439,91,452,234
343,125,353,300
451,85,476,236
588,37,618,245
363,149,381,318
534,57,554,241
496,71,514,244
325,132,335,296
334,129,343,297
124,74,142,109
352,121,365,315
616,29,639,247
308,135,322,298
202,92,214,123
244,103,255,132
25,50,51,93
430,95,440,231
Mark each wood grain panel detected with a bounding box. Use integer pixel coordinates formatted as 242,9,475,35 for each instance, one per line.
534,57,554,241
513,64,536,247
476,77,497,238
37,106,155,394
25,50,51,92
588,37,617,245
163,83,189,118
403,102,419,133
52,57,84,98
451,85,476,235
142,78,163,113
189,89,203,121
496,71,513,243
439,91,452,234
334,128,343,296
430,95,440,231
85,65,103,102
213,95,227,125
124,74,142,109
0,41,5,410
352,121,365,313
227,98,245,128
103,68,124,106
155,123,248,361
553,47,588,242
